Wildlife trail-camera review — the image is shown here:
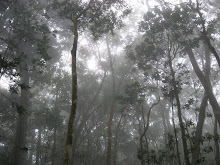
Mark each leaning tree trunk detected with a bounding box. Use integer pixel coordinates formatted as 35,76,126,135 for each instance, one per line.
167,51,190,165
191,45,210,165
192,1,220,68
13,61,30,165
187,49,220,127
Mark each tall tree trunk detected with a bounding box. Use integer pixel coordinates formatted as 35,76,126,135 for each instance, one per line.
36,129,42,165
28,135,34,165
106,35,116,165
72,71,106,161
13,61,30,165
191,46,210,165
214,119,220,165
145,137,150,165
137,113,145,165
62,4,92,164
191,0,220,68
113,114,123,165
86,136,91,165
140,138,145,165
160,100,172,143
171,100,181,165
167,52,190,165
52,84,59,165
63,18,78,165
139,99,160,165
106,85,114,165
187,48,220,127
191,93,208,164
52,126,57,165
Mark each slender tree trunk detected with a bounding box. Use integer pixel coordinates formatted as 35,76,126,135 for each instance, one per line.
214,119,220,165
162,108,168,140
171,101,181,165
167,52,190,165
113,130,118,165
28,138,34,165
140,138,145,165
41,109,49,165
165,102,172,132
13,61,30,165
86,136,91,165
63,18,78,165
191,93,208,165
62,5,92,164
102,130,107,165
139,100,160,165
138,110,145,165
71,72,107,162
106,85,114,165
187,49,220,127
106,35,116,165
52,126,57,165
36,129,42,165
192,1,220,68
113,114,123,165
52,84,59,165
145,137,150,165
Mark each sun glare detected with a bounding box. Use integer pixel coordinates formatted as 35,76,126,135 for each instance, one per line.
87,57,97,71
0,76,10,89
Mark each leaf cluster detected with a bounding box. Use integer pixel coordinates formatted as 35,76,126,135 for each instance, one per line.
51,0,130,40
1,0,52,81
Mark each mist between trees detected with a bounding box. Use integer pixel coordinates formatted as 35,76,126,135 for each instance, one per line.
1,0,220,165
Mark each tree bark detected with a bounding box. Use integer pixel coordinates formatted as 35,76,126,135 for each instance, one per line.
113,114,123,165
63,18,78,165
214,119,220,165
187,48,220,127
52,125,57,165
106,35,116,165
167,52,190,165
191,1,220,68
191,46,210,165
13,61,30,165
171,100,181,165
191,93,208,165
139,98,160,165
62,3,91,164
36,128,41,165
52,84,59,165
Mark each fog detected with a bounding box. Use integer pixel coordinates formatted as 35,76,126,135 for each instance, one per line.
1,0,220,165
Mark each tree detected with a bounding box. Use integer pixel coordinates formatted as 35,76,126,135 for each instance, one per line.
191,45,210,164
0,1,52,164
126,1,220,164
50,0,130,164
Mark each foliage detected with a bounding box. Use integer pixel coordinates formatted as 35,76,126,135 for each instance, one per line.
50,0,131,40
0,0,52,84
1,0,220,165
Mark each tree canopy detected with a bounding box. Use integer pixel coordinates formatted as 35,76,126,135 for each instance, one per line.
1,0,220,165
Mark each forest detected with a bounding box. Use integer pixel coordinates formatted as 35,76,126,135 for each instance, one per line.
1,0,220,165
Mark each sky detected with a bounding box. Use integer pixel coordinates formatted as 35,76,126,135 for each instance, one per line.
0,0,193,89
